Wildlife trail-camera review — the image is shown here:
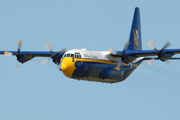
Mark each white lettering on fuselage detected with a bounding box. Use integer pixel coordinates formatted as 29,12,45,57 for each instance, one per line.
84,54,98,59
84,54,91,57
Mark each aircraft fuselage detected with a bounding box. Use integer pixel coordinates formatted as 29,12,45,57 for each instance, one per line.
60,49,143,83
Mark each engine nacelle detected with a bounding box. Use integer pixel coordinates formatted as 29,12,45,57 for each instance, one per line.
17,54,34,63
121,55,137,64
157,52,174,62
52,54,64,65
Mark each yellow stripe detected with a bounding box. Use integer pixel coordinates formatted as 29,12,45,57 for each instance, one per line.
135,64,139,67
75,58,114,64
75,58,129,66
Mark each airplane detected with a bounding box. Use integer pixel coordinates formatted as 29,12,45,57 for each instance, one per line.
1,7,180,83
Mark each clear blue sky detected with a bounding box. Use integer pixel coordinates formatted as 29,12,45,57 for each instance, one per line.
0,0,180,120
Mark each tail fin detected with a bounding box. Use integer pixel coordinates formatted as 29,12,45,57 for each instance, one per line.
127,7,142,51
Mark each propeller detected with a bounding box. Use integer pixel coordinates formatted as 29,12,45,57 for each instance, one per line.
41,43,66,66
14,40,23,70
118,41,131,65
115,62,121,71
147,41,171,65
110,41,131,70
16,40,23,62
14,61,19,70
123,41,131,54
147,58,170,66
147,58,155,66
4,40,23,70
148,41,171,53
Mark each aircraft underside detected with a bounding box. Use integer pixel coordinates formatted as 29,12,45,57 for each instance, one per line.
70,61,142,83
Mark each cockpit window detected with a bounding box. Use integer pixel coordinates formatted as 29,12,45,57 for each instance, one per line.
63,53,75,58
71,54,74,57
75,52,81,58
63,53,81,58
67,54,71,57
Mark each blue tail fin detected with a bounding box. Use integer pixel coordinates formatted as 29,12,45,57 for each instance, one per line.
127,7,142,51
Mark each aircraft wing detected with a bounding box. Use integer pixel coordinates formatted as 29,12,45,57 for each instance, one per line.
111,49,180,57
143,57,180,60
0,51,65,57
0,50,65,65
110,48,180,64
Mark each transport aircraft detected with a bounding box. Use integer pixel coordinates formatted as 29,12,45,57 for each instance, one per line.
1,7,180,83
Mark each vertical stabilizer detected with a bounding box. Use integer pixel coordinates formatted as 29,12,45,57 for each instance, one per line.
127,7,142,51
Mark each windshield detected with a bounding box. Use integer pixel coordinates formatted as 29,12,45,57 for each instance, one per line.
63,52,81,58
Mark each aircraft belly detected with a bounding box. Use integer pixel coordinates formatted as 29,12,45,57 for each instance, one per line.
72,62,124,83
70,59,143,83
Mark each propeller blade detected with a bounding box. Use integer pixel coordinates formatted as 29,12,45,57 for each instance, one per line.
14,61,19,70
110,50,117,55
160,41,171,52
44,43,66,65
109,48,118,56
123,41,130,53
57,64,61,70
148,41,158,52
45,43,53,55
41,59,50,66
147,58,155,66
17,40,23,53
115,61,121,71
165,60,170,65
109,48,113,53
57,48,66,54
4,51,13,57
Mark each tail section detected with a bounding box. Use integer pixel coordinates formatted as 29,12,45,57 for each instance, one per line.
127,7,142,51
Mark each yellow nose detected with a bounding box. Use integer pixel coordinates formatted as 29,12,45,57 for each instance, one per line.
61,57,76,78
61,62,67,71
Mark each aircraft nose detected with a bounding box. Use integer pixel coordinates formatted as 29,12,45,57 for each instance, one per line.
60,57,76,78
61,62,67,71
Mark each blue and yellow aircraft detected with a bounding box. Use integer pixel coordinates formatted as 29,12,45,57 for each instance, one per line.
1,7,180,83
